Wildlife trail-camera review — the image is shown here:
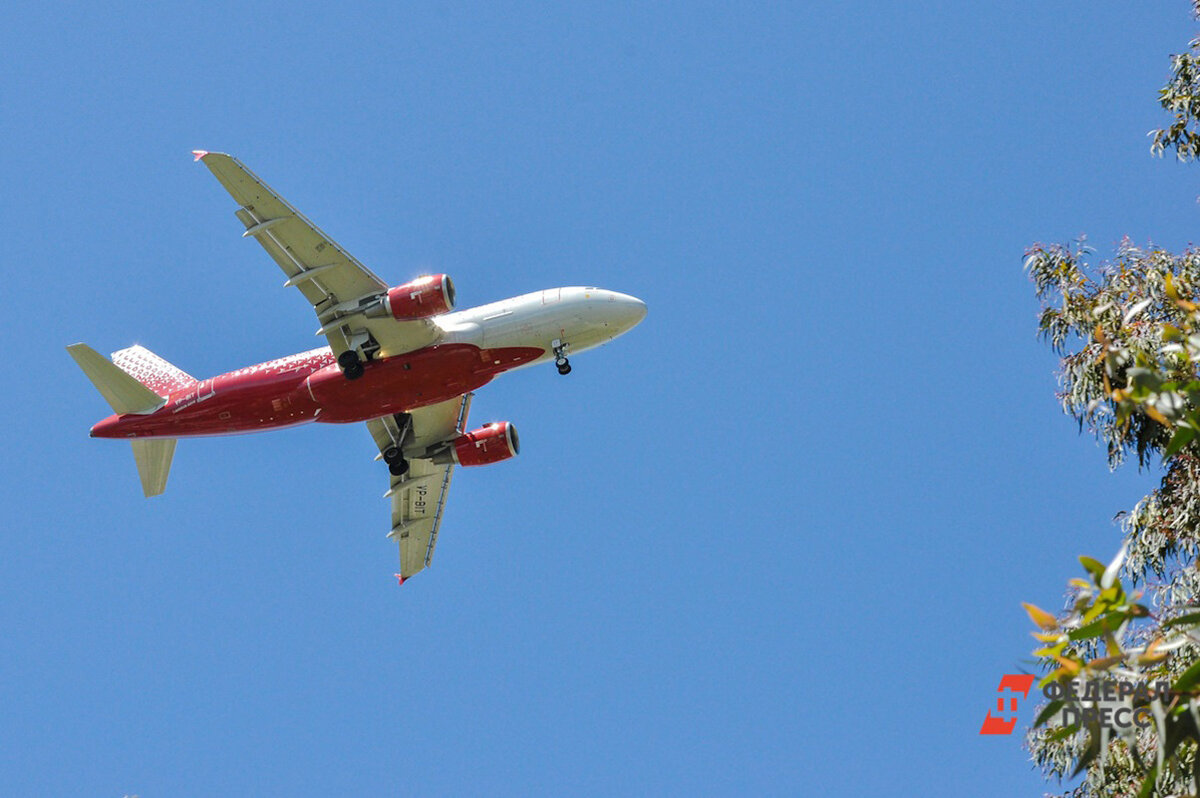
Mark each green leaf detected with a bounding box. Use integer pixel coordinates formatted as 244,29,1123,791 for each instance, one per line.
1161,712,1190,764
1137,765,1159,798
1162,611,1200,629
1164,426,1196,457
1068,614,1125,642
1034,700,1064,728
1080,556,1107,585
1175,658,1200,693
1044,724,1078,743
1033,642,1067,659
1128,367,1164,391
1081,601,1109,626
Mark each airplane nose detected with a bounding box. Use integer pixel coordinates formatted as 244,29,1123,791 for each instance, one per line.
612,292,647,329
629,296,647,324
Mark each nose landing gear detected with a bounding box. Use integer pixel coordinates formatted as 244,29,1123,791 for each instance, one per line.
552,339,572,375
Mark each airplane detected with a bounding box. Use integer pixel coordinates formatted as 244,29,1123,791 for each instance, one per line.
68,151,647,583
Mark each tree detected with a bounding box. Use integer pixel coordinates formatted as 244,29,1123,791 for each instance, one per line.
1024,4,1200,795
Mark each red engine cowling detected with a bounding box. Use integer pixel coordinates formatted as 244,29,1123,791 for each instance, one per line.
385,274,456,320
442,422,520,466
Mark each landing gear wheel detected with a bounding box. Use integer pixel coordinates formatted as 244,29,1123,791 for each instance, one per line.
388,459,409,477
383,447,403,465
551,338,572,376
338,350,364,381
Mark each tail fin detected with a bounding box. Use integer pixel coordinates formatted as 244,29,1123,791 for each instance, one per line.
131,438,177,497
110,345,197,395
67,343,183,497
66,344,166,415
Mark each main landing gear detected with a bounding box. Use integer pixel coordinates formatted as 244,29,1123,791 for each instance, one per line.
552,339,572,376
338,349,364,380
384,446,409,476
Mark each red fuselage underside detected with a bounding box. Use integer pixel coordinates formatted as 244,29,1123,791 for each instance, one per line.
91,343,544,439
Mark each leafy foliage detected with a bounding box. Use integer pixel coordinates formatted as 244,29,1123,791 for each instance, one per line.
1024,242,1200,795
1022,7,1200,794
1025,549,1200,797
1151,1,1200,161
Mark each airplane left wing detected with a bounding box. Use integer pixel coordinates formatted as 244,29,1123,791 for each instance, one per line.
366,394,472,581
194,151,439,359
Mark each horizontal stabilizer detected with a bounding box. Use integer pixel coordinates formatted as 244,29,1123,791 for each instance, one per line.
132,438,176,497
67,344,166,415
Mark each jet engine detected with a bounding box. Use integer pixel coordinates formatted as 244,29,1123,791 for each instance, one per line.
431,422,520,466
385,274,456,320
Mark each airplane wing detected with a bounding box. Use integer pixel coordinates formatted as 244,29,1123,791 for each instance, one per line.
193,151,439,358
366,393,473,581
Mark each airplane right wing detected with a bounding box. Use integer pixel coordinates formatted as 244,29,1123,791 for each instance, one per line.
366,394,472,581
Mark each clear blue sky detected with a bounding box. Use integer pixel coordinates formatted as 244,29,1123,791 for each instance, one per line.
2,1,1197,794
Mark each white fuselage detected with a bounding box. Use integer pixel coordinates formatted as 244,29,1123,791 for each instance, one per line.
437,286,647,366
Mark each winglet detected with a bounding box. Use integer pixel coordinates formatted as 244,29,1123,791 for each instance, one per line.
192,149,209,162
395,573,409,586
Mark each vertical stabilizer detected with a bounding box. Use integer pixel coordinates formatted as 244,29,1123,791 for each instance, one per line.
69,343,179,497
110,345,197,395
131,438,177,497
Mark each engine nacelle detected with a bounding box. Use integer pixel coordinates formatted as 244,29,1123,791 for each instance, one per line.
432,421,520,467
385,274,456,320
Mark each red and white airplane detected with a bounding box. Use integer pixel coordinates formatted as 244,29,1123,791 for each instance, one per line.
69,151,646,582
